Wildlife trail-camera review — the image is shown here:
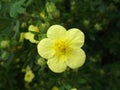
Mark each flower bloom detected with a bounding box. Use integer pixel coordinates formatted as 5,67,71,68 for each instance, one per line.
24,68,35,83
19,32,39,43
19,25,39,43
24,32,39,43
24,70,35,83
28,25,39,32
37,25,86,73
71,88,77,90
51,86,59,90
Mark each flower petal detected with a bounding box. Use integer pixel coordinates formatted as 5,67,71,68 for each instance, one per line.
37,38,55,59
47,55,67,73
47,25,66,40
66,49,86,69
24,32,39,43
28,25,39,32
66,28,85,48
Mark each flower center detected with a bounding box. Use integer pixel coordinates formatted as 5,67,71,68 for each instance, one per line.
54,40,68,55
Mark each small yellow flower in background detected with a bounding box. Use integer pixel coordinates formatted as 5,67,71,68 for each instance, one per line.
71,88,77,90
24,32,39,43
28,25,39,32
0,40,9,48
37,25,86,73
19,25,39,43
51,86,59,90
24,70,35,83
24,66,35,83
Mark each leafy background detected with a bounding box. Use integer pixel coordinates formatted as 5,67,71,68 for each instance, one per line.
0,0,120,90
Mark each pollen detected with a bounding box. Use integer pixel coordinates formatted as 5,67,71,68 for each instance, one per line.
54,40,68,55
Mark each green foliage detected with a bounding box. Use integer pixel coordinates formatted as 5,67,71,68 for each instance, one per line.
0,0,120,90
0,2,2,10
9,0,26,18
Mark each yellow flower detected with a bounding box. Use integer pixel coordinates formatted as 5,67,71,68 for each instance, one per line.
24,70,35,83
51,86,59,90
71,88,77,90
28,25,39,32
24,32,39,43
37,25,86,73
0,40,9,48
19,32,39,43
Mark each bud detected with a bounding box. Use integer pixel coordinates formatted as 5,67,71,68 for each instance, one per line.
46,2,60,19
28,25,39,33
70,0,76,11
21,22,27,28
53,9,60,18
0,40,9,48
51,86,59,90
40,12,46,19
46,2,56,13
1,51,9,60
94,23,102,31
38,22,50,32
71,88,77,90
37,58,46,66
83,20,90,27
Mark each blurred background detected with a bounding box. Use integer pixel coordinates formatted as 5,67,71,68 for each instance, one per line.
0,0,120,90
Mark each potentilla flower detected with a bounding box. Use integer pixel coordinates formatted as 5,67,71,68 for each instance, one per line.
37,25,86,73
24,69,35,83
19,24,39,43
51,86,59,90
24,32,39,43
28,25,39,32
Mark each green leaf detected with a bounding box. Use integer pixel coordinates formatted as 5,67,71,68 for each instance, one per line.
16,6,25,14
78,78,87,84
26,0,33,6
17,0,25,5
10,4,17,18
64,84,72,90
9,0,26,18
13,20,20,39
